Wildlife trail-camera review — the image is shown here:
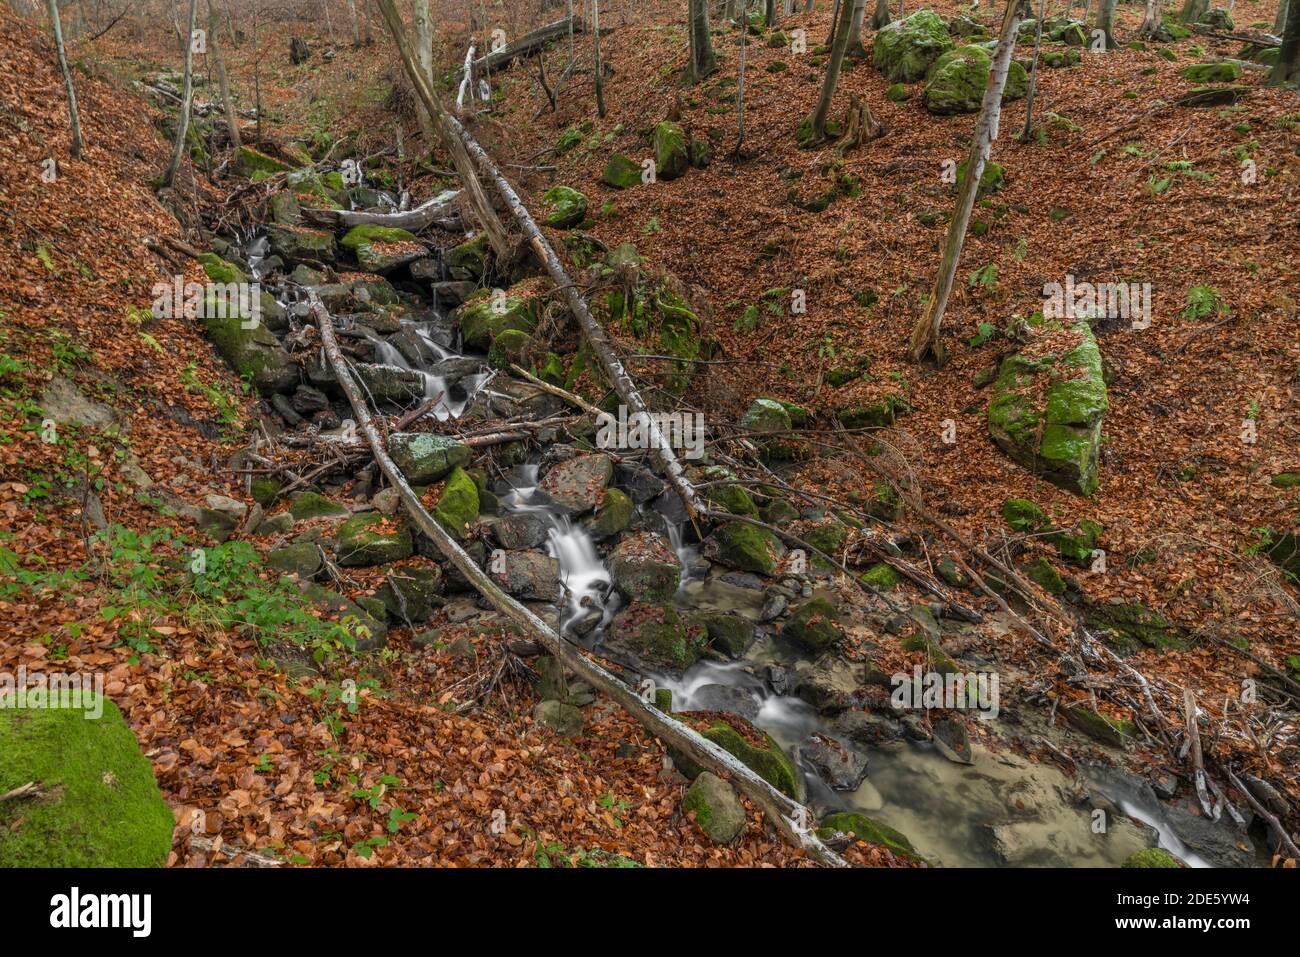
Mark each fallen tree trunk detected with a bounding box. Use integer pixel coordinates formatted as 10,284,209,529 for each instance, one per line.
302,190,463,231
310,293,846,867
442,111,704,524
472,16,593,73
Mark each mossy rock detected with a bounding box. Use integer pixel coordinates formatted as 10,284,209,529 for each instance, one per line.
267,541,323,578
234,145,291,178
0,695,174,867
674,712,802,799
988,320,1108,496
386,433,472,485
541,185,588,228
196,251,249,285
1179,61,1242,83
683,772,746,843
340,224,422,273
922,46,1027,115
335,512,414,567
198,293,297,396
702,521,784,575
603,153,643,189
433,467,480,541
251,476,283,506
761,497,800,524
1086,600,1185,655
653,121,689,180
1042,48,1081,68
455,288,540,350
607,601,706,670
1025,556,1067,595
886,82,912,102
375,564,444,623
861,562,901,590
701,612,754,658
488,329,534,369
840,392,911,428
955,158,1005,196
289,491,348,521
1064,702,1134,748
265,223,337,266
805,520,849,569
447,232,490,282
701,466,760,517
609,532,682,602
818,811,917,859
587,487,634,540
1002,497,1048,533
1123,847,1183,868
1049,519,1103,564
782,596,845,652
872,10,954,83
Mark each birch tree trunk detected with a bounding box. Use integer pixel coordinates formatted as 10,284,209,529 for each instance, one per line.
374,0,511,257
412,0,435,138
802,0,856,144
1137,0,1162,37
46,0,83,159
734,2,747,154
207,0,241,150
686,0,717,83
909,0,1028,364
163,0,200,187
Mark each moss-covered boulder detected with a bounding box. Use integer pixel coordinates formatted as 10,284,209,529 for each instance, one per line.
818,811,917,859
610,532,681,602
586,487,635,540
675,712,802,799
196,251,249,284
955,158,1004,195
1002,497,1048,532
701,466,760,517
607,601,706,670
432,467,480,540
701,612,754,658
861,562,901,590
1196,7,1233,30
1123,847,1184,868
447,232,490,282
234,145,292,178
488,329,533,369
1025,556,1067,595
1179,61,1242,83
0,696,174,866
538,453,614,514
354,363,425,406
683,772,746,843
653,121,689,180
387,432,471,484
455,288,540,351
602,153,643,189
267,541,323,578
701,521,784,575
1042,48,1081,68
289,491,348,521
783,596,845,652
335,512,414,567
1064,702,1134,748
740,397,792,434
265,223,337,266
988,320,1108,495
872,10,954,82
923,45,1027,115
340,224,423,273
199,294,297,395
540,186,587,230
375,563,444,623
1086,600,1185,655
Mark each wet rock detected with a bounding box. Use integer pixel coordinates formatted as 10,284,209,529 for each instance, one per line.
534,699,584,737
700,612,754,658
802,733,869,791
701,522,785,575
492,549,561,602
830,709,906,746
354,363,425,406
1122,848,1183,868
613,462,666,504
340,224,423,273
376,563,444,623
492,512,551,550
759,593,788,622
683,772,746,844
782,596,845,652
537,453,614,514
672,712,802,800
266,223,337,266
586,488,634,540
792,655,863,714
335,513,414,567
932,716,974,765
290,384,331,416
818,811,918,858
431,467,480,541
463,377,562,422
606,601,707,671
430,280,478,306
387,432,471,485
609,531,682,602
692,684,762,722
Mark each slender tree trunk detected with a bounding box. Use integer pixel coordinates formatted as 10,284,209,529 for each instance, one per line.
1272,0,1299,84
826,0,842,45
164,0,199,186
765,0,777,27
592,0,606,117
412,0,435,137
909,0,1029,364
346,0,360,46
252,0,263,140
46,0,83,159
870,0,891,29
1137,0,1162,37
803,0,856,143
567,0,575,69
845,0,867,53
686,0,717,82
1020,0,1045,142
374,0,511,257
322,0,334,40
1276,0,1290,35
1095,0,1118,48
207,0,241,150
734,3,747,154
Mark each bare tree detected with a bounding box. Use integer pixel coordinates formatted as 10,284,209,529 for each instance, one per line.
1137,0,1163,37
845,0,867,54
1277,0,1290,35
1095,0,1119,48
346,0,360,46
870,0,891,29
163,0,200,186
592,0,606,117
1019,0,1045,142
734,0,747,155
800,0,856,145
685,0,717,83
1272,0,1299,84
46,0,83,159
207,0,241,150
1179,0,1209,22
412,0,434,136
909,0,1030,364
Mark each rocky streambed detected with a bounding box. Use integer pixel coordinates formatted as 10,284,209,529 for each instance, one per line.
186,165,1266,867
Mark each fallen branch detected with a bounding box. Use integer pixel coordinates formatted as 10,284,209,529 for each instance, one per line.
0,782,41,802
471,17,592,73
311,293,844,867
1225,768,1300,863
301,190,463,232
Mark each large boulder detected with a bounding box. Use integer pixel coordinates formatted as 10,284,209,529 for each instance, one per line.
606,601,707,671
199,294,297,395
265,223,337,265
782,596,845,652
340,224,424,273
818,811,918,859
375,563,444,623
653,121,689,180
537,453,614,514
353,363,425,406
922,45,1028,115
540,186,588,228
682,772,746,844
492,549,562,602
455,288,540,351
335,512,414,567
602,153,642,189
987,320,1108,495
872,10,954,82
609,531,682,602
0,695,175,866
386,433,471,484
432,467,480,540
701,521,785,575
673,712,802,800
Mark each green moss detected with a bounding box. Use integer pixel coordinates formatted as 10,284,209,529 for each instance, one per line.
1025,556,1067,595
703,521,782,575
886,82,911,102
861,562,901,590
433,467,480,540
872,10,954,82
611,602,706,669
923,46,1027,115
541,186,588,228
1179,62,1242,83
488,329,534,369
289,491,348,520
1064,702,1135,747
234,145,291,178
956,158,1005,196
1269,471,1300,488
250,476,283,506
447,232,490,282
602,153,643,189
782,596,844,651
1002,497,1048,532
702,467,760,517
335,512,414,567
1123,847,1183,868
341,224,418,249
653,121,689,180
1086,601,1185,655
689,715,801,799
818,811,917,858
588,488,634,539
196,252,248,285
0,696,174,866
455,288,539,350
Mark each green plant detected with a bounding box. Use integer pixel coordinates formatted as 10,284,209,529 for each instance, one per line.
1182,285,1228,321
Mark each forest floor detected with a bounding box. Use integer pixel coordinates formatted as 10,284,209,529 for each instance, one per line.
1,0,1297,867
